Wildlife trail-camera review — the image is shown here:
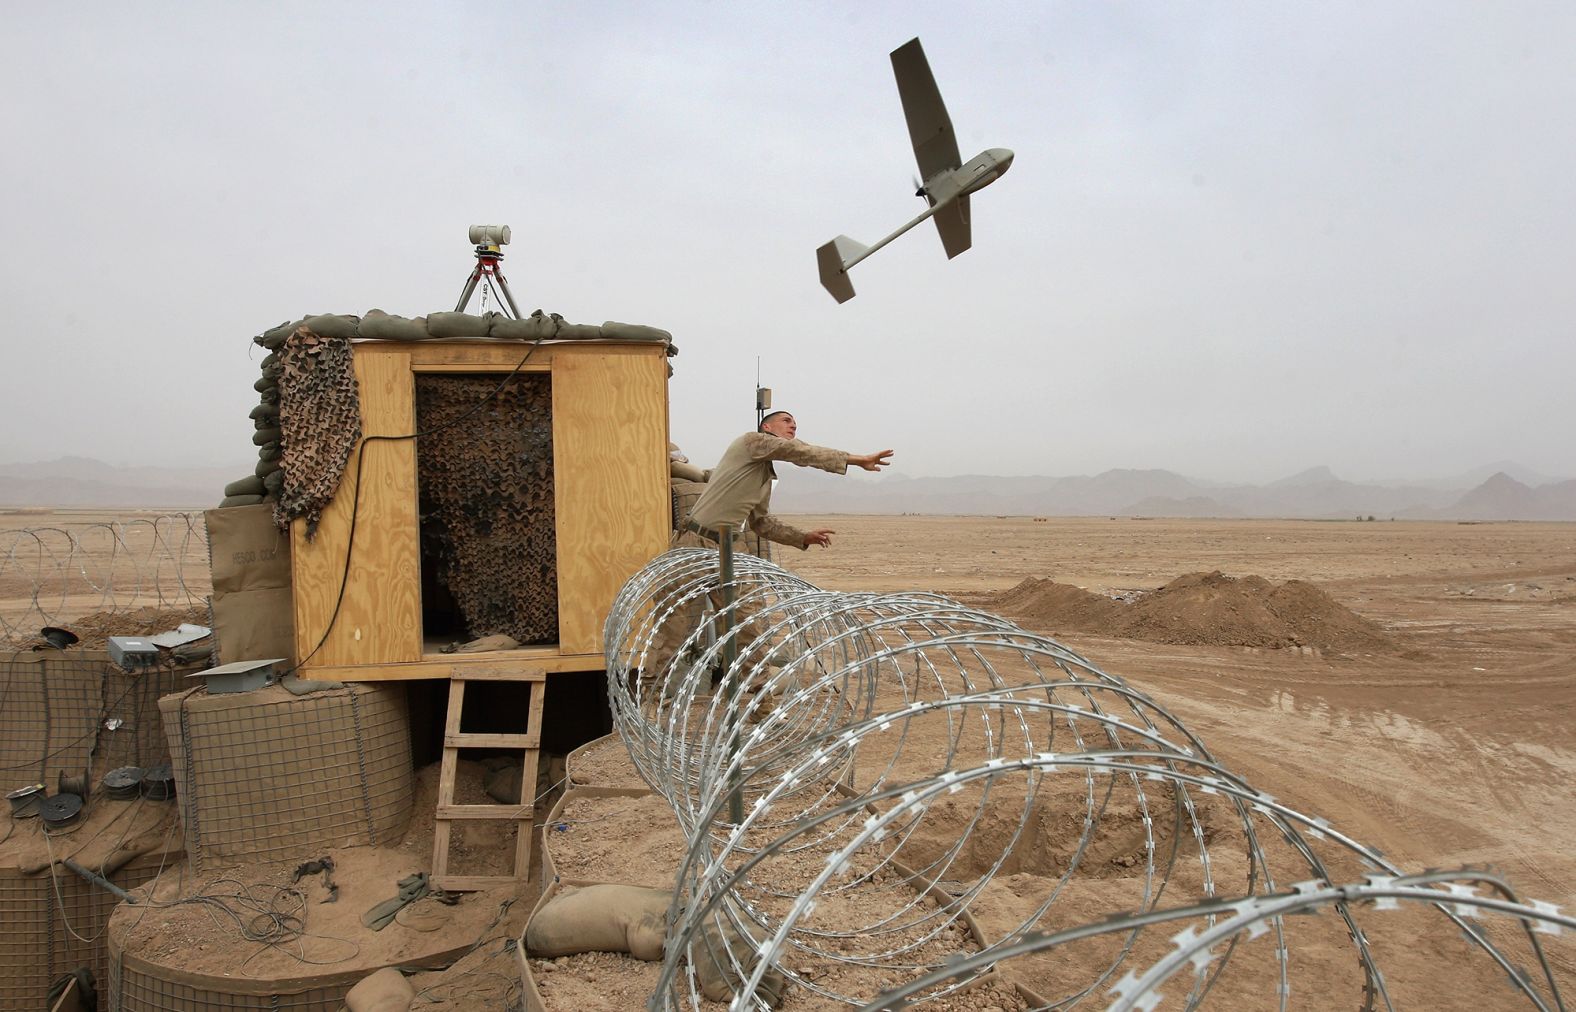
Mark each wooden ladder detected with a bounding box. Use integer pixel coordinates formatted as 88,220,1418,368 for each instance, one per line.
431,665,547,891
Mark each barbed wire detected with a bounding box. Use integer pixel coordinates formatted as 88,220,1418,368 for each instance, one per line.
603,548,1571,1011
0,513,210,642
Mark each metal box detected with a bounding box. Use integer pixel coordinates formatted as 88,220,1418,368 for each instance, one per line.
108,636,160,669
188,658,285,694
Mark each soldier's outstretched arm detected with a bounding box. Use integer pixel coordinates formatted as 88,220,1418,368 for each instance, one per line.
847,450,894,472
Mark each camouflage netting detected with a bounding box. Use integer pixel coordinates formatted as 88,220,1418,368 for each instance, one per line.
272,328,361,537
218,310,674,513
416,373,558,644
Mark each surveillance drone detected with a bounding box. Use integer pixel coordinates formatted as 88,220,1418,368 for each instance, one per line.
817,38,1014,303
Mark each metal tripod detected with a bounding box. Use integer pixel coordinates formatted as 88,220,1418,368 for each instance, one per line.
454,243,523,318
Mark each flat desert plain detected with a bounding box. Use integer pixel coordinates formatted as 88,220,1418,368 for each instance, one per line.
782,515,1576,912
6,508,1573,904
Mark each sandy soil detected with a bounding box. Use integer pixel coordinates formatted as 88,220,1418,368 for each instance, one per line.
776,515,1576,1006
11,510,1575,1006
781,516,1576,886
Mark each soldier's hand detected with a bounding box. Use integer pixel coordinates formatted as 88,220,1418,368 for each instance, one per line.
850,450,894,472
803,529,835,548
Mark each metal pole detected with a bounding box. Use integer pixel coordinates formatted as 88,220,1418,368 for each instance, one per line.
718,530,744,825
454,268,481,312
491,270,524,320
62,858,136,902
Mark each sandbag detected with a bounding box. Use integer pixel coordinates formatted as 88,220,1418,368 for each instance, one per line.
526,884,671,961
254,456,281,477
345,967,414,1012
248,402,279,421
260,352,279,371
601,320,672,343
252,426,281,446
224,475,266,497
255,320,297,350
693,917,787,1006
259,385,280,404
450,633,518,653
360,309,431,342
426,311,491,338
219,494,265,507
253,375,277,393
555,322,603,340
302,313,360,338
483,765,522,804
258,441,280,461
488,310,560,340
263,469,284,495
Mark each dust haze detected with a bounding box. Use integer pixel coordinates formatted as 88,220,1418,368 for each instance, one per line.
2,3,1573,485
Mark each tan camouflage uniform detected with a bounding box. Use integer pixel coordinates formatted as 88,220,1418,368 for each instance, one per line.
644,432,849,677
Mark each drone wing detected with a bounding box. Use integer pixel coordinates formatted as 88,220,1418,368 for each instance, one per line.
933,193,971,259
890,38,961,187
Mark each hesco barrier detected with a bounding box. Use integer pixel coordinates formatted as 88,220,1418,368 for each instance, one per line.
0,850,179,1010
104,933,471,1012
0,651,195,787
158,682,412,871
104,943,360,1012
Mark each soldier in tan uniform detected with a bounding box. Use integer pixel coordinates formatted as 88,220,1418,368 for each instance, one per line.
643,410,893,680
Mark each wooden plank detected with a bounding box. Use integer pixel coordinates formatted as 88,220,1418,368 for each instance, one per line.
451,664,548,683
398,340,660,370
437,804,533,820
444,732,540,750
517,678,548,874
290,347,421,668
321,652,604,682
432,874,523,892
551,351,671,654
443,680,465,740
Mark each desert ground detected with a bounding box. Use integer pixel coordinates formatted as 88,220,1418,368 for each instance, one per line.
782,515,1576,903
6,509,1574,1006
6,511,1574,901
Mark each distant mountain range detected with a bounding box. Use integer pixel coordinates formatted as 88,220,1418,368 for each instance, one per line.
773,464,1576,521
3,456,1573,521
0,456,236,508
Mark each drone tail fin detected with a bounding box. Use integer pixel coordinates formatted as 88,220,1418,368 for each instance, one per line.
817,235,867,304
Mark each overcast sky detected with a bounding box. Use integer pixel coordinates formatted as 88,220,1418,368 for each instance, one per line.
2,2,1572,485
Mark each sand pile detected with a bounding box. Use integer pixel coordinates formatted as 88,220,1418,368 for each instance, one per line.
6,603,211,649
991,571,1392,653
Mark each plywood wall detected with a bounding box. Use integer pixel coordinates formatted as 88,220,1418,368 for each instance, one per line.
291,342,669,675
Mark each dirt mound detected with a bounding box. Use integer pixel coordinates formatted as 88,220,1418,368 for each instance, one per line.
5,603,211,650
993,577,1122,629
989,572,1392,653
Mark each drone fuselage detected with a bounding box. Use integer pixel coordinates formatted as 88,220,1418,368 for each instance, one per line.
922,147,1015,206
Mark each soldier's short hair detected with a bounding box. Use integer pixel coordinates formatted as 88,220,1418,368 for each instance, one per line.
758,410,792,432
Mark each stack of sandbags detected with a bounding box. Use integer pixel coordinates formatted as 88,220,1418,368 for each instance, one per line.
218,319,295,508
218,311,676,511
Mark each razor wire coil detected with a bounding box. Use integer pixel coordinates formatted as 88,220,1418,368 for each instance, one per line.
603,548,1571,1011
0,513,210,644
